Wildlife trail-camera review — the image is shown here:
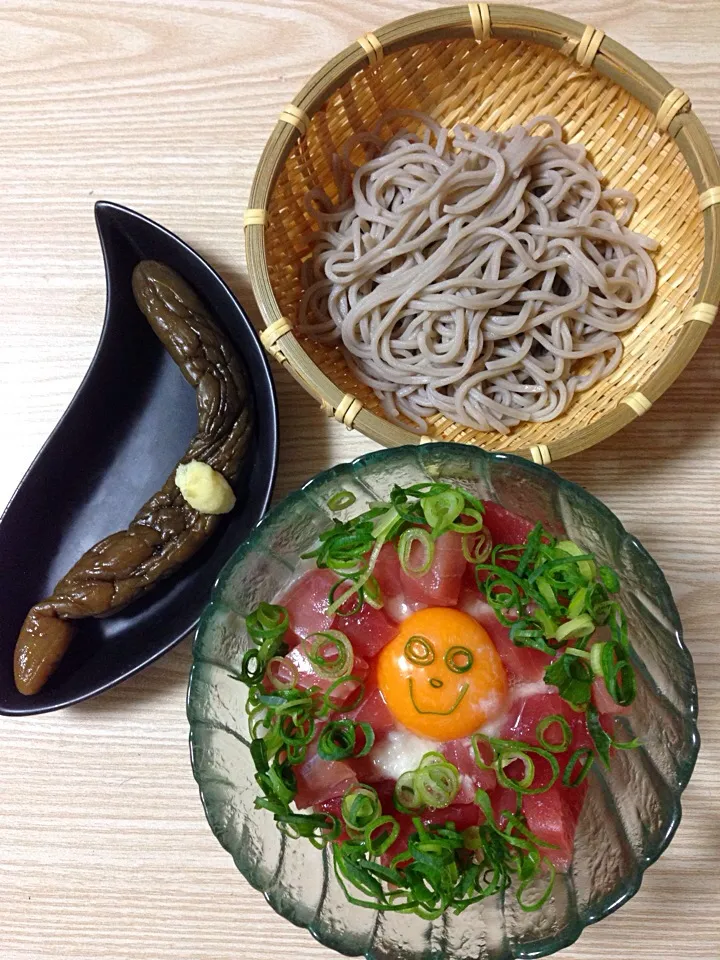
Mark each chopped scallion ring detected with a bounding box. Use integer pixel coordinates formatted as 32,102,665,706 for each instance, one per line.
536,714,572,753
563,747,594,787
327,490,357,511
398,528,434,576
305,630,353,679
555,614,595,642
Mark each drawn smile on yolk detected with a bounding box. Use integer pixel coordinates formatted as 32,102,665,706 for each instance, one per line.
377,606,508,741
408,678,469,715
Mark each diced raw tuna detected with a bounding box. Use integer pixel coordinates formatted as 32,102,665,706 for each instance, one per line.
333,601,397,658
490,786,521,828
400,531,467,606
343,683,398,785
314,795,350,843
278,568,337,642
373,542,404,599
442,737,496,792
522,781,588,870
481,501,535,546
501,690,573,743
459,588,550,684
347,750,388,785
592,676,632,716
422,802,480,831
294,746,357,809
342,683,396,738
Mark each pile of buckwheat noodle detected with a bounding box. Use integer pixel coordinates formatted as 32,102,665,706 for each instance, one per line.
298,111,658,434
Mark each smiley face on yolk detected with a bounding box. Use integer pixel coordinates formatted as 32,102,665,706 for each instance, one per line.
377,607,508,741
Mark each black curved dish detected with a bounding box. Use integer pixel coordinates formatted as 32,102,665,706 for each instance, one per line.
0,202,278,715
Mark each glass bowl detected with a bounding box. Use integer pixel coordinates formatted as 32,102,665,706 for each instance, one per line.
187,444,699,959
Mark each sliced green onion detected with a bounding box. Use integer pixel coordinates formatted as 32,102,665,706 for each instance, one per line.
532,607,558,640
363,574,383,609
305,630,353,679
536,714,572,752
240,485,639,922
448,507,485,534
586,704,612,766
409,678,468,715
364,816,400,856
415,754,460,808
607,602,629,651
354,723,375,757
393,754,460,812
277,810,340,847
555,540,596,582
567,586,588,619
461,826,484,851
563,747,594,787
555,614,595,643
517,856,556,912
265,656,297,690
598,565,620,592
496,750,536,791
470,734,496,770
404,635,435,666
317,720,374,761
564,646,591,660
322,675,365,714
341,784,381,833
533,575,559,615
509,618,556,655
240,648,265,684
445,645,474,674
462,528,492,564
325,533,387,617
394,771,423,813
479,566,528,623
422,489,465,533
590,641,606,676
507,524,537,578
586,582,611,623
246,602,289,641
329,578,363,616
327,490,357,511
398,528,434,577
279,712,315,747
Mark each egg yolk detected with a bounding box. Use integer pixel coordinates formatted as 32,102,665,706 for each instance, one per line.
377,607,508,741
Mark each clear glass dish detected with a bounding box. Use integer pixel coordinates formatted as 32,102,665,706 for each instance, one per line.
187,444,699,959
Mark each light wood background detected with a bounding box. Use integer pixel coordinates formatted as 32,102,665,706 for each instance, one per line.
1,2,718,958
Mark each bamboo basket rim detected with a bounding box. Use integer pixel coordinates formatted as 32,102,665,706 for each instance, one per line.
246,3,720,462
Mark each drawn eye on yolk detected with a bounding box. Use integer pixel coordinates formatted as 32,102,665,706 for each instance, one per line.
404,635,435,666
445,646,474,674
377,607,509,741
403,637,474,714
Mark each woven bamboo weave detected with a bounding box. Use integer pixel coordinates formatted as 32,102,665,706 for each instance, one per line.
246,4,720,461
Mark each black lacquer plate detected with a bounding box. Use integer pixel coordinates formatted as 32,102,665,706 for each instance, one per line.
0,202,278,715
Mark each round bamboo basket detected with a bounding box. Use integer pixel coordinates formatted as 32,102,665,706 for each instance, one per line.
246,3,720,464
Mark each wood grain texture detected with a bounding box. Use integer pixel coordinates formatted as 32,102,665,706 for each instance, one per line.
0,2,718,959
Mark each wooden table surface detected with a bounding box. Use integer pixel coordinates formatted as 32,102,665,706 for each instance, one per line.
1,2,718,958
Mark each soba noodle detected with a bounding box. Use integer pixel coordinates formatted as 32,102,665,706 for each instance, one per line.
298,112,657,434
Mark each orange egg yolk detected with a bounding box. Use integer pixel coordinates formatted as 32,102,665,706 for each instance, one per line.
377,607,508,741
